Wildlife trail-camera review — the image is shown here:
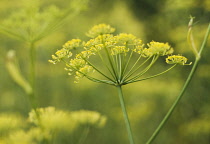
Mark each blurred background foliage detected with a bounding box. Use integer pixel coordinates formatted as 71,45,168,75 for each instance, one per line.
0,0,209,143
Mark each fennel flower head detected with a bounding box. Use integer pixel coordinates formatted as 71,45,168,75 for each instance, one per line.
29,107,106,132
5,128,51,144
49,24,190,85
0,114,23,135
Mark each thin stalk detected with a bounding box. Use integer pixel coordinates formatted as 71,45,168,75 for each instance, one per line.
127,54,142,74
102,38,118,81
122,52,127,70
97,51,116,80
77,126,90,144
28,42,38,109
121,50,134,77
123,56,151,81
187,16,199,58
125,55,158,83
116,85,135,144
120,43,129,78
146,23,210,144
123,64,177,85
198,23,210,57
146,59,198,144
63,60,115,85
120,53,125,80
83,58,115,82
28,41,41,127
29,42,35,90
86,76,115,85
34,4,83,42
110,54,118,79
0,25,27,41
118,54,123,80
114,54,120,80
120,53,127,81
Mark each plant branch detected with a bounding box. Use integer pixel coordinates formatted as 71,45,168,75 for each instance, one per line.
83,58,115,82
125,55,158,83
123,56,151,81
123,64,177,85
28,42,38,110
146,22,210,144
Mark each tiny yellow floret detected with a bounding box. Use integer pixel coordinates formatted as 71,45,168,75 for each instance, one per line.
62,39,81,50
142,41,174,57
166,55,190,65
111,46,129,55
86,24,115,38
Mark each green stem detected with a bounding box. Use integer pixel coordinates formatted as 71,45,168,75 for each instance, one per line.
113,54,119,80
118,54,123,80
123,56,151,81
97,51,116,80
77,126,90,144
83,58,115,82
28,42,38,110
102,37,118,81
187,16,199,58
146,23,210,144
125,55,158,83
27,41,41,127
121,50,134,77
146,60,197,144
198,23,210,57
63,60,115,85
116,85,135,144
123,64,177,85
86,76,115,85
0,25,27,41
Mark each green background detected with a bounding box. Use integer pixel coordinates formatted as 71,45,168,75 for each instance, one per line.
0,0,209,143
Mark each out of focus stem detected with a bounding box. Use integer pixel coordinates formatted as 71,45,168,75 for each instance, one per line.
187,16,199,58
146,22,210,144
29,41,38,110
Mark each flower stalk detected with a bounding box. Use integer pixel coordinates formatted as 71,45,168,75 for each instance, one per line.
146,19,210,144
28,41,38,110
117,85,135,144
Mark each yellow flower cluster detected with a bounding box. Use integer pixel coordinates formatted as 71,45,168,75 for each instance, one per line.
6,128,50,144
71,110,107,128
84,34,115,52
49,39,81,64
76,50,94,59
83,32,144,57
0,114,23,135
115,33,137,45
62,39,82,50
0,107,106,144
142,41,174,57
111,46,129,55
68,58,87,70
29,107,76,132
86,23,115,38
166,55,190,65
50,24,190,84
74,65,94,83
65,58,94,83
29,107,107,131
